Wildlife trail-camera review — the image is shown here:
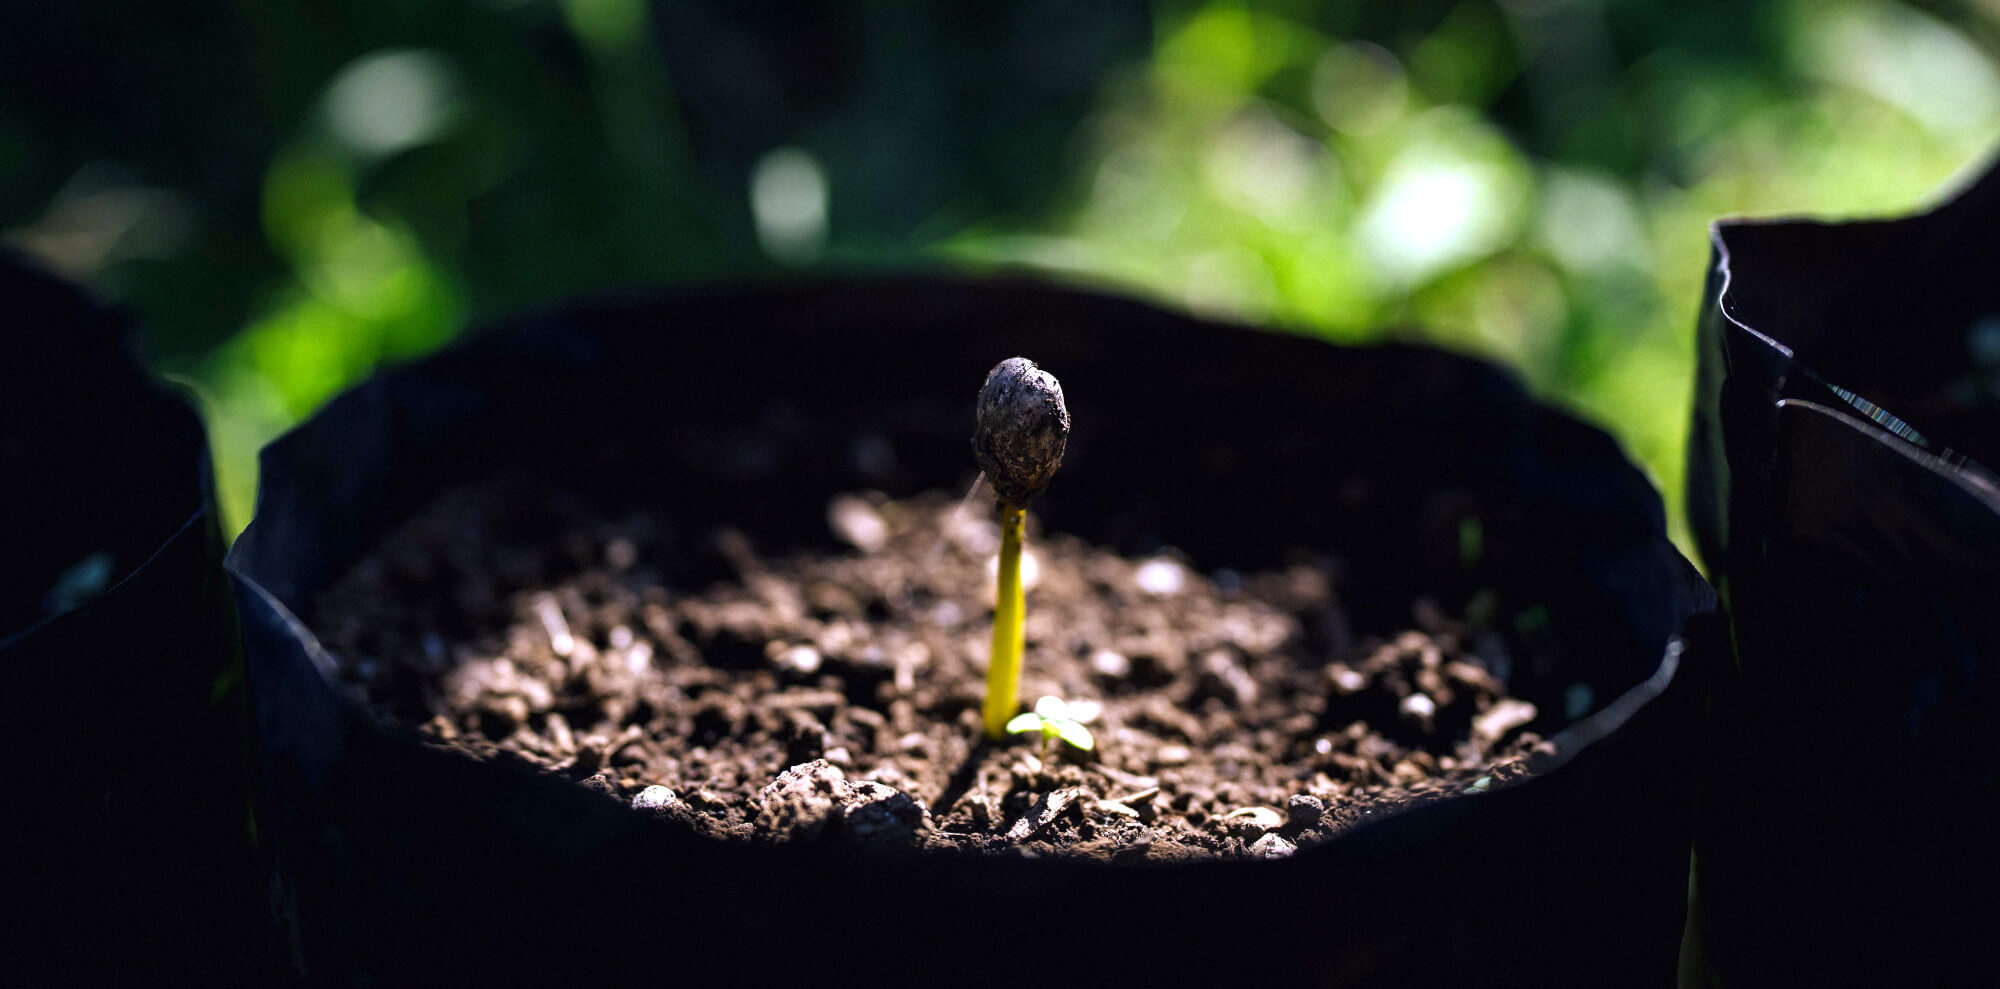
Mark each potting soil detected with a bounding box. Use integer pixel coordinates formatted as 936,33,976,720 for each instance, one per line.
311,479,1548,863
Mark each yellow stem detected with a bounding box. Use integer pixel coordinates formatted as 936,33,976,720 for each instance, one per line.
983,503,1026,739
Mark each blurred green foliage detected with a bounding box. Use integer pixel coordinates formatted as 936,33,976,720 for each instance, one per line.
4,0,1997,550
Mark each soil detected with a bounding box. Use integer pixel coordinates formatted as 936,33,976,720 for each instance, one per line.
310,478,1551,864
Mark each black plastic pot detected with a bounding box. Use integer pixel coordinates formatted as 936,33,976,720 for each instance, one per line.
231,275,1714,985
1685,155,2000,983
0,256,269,980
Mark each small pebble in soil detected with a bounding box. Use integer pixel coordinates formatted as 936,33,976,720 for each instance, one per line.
772,644,822,675
632,785,680,815
1089,649,1131,678
827,495,888,553
1134,558,1188,596
1249,833,1297,860
1400,692,1437,733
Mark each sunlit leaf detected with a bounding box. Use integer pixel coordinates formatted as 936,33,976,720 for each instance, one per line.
1058,721,1095,751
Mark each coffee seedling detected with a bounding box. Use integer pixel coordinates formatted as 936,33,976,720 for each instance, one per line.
973,357,1069,740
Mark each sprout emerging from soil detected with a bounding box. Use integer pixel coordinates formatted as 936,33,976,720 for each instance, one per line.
1006,695,1096,756
973,357,1069,740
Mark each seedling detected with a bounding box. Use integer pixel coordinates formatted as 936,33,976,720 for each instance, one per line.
973,357,1069,740
1006,695,1096,756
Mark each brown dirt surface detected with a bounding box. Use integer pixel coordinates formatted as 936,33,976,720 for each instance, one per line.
310,479,1549,863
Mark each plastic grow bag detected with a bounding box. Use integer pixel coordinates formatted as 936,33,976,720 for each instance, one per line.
0,255,269,981
230,275,1714,985
1685,154,2000,983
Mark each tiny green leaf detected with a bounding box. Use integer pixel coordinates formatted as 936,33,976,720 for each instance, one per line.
1057,720,1095,751
1006,696,1095,753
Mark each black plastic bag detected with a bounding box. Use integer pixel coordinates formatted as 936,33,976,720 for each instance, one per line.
1685,156,2000,983
231,275,1714,985
0,256,270,981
